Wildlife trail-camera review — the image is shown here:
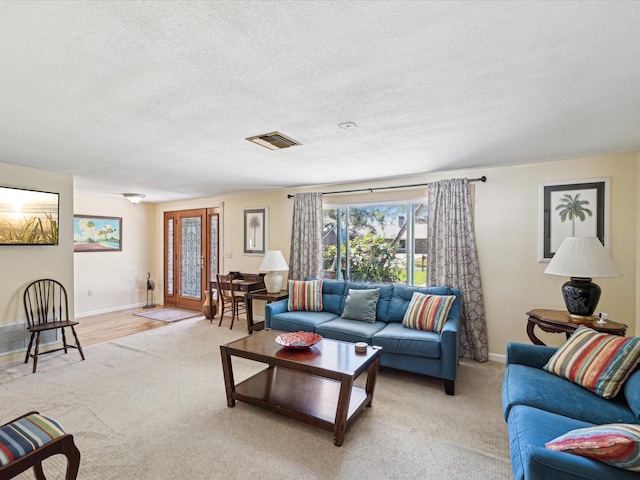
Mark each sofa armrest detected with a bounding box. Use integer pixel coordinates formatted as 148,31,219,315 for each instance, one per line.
506,342,557,369
440,313,460,382
264,299,288,328
525,444,639,480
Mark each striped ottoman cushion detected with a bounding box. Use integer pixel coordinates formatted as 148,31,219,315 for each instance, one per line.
0,414,66,466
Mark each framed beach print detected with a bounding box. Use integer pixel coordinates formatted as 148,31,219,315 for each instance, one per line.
538,177,610,262
74,215,122,252
243,207,267,255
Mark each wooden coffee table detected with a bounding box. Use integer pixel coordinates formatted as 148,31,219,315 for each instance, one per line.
220,330,381,446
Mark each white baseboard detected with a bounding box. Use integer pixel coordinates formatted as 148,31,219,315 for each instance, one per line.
76,302,149,318
489,352,506,363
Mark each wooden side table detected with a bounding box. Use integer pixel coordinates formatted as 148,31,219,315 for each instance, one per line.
245,289,289,334
526,309,627,346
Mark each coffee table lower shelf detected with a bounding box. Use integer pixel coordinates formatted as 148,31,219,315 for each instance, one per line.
234,366,369,429
220,330,381,446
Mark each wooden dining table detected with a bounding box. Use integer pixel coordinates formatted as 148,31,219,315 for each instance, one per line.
208,272,265,321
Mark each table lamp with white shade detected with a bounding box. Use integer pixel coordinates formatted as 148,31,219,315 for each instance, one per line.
259,250,289,293
544,237,621,320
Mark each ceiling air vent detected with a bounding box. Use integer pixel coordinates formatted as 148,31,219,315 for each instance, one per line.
246,131,302,150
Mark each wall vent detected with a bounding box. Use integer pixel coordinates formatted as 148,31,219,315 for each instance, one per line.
0,322,58,355
246,131,302,150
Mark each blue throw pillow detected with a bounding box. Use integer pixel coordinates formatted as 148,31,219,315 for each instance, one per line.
341,288,380,323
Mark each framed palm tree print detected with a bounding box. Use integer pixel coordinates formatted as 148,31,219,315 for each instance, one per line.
243,207,267,255
538,177,610,261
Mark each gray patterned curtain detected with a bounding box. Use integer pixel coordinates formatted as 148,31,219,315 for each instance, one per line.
427,178,488,362
289,192,323,280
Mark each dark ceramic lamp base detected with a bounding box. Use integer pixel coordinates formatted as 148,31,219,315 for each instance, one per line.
561,277,601,320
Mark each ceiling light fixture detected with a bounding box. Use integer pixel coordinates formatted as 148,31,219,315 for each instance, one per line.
123,193,145,205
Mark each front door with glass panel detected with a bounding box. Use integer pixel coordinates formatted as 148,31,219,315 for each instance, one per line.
164,208,219,310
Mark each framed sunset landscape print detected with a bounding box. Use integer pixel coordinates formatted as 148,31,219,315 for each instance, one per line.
0,186,59,245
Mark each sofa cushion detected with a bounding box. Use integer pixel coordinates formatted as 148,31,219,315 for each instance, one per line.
543,326,640,399
315,318,386,343
372,322,441,358
388,284,454,322
341,288,380,323
270,311,338,332
506,405,639,480
402,292,455,333
345,282,393,321
502,363,638,425
287,279,323,312
546,423,640,471
321,279,347,315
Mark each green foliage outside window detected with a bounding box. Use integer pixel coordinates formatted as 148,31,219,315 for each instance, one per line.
323,234,402,283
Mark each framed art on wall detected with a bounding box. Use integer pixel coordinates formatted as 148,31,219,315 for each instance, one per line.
243,207,267,255
74,215,122,252
0,185,59,245
538,177,610,262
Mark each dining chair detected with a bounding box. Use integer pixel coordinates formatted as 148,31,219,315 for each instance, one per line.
23,279,85,373
216,274,246,329
0,411,81,479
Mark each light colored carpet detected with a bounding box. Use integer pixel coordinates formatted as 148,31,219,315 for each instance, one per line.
0,317,511,480
133,307,200,323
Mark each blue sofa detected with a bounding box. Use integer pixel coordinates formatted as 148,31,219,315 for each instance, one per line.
502,342,640,480
264,279,462,395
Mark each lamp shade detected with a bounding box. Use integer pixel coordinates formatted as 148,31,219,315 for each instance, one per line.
544,237,620,278
259,250,289,293
259,250,289,272
544,237,620,320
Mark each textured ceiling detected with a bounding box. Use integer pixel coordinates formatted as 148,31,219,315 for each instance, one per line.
1,1,639,202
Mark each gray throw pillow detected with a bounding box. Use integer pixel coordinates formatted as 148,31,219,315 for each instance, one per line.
341,288,380,323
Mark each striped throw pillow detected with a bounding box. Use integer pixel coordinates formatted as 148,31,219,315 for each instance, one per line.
0,413,66,466
402,292,455,333
546,424,640,471
287,279,323,312
543,326,640,399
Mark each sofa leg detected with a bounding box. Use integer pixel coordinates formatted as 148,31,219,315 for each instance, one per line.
444,379,454,396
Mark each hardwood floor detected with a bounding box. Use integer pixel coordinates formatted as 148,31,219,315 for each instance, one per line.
75,306,246,346
75,308,170,346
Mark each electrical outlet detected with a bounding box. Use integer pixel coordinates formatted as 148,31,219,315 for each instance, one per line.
223,251,232,258
88,290,94,297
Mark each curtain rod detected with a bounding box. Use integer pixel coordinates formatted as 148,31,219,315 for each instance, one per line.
286,175,486,199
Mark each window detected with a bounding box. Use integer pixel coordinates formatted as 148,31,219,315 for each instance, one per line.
322,201,428,286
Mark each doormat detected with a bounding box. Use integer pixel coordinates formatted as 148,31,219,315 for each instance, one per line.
134,308,201,323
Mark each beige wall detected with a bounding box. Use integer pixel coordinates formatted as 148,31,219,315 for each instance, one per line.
154,193,293,281
637,150,640,337
74,195,156,316
472,154,637,355
156,152,638,359
0,162,74,362
2,153,636,364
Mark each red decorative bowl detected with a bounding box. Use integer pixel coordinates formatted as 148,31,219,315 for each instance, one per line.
275,331,322,349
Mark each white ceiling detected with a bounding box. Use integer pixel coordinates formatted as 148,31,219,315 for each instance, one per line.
1,1,639,203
